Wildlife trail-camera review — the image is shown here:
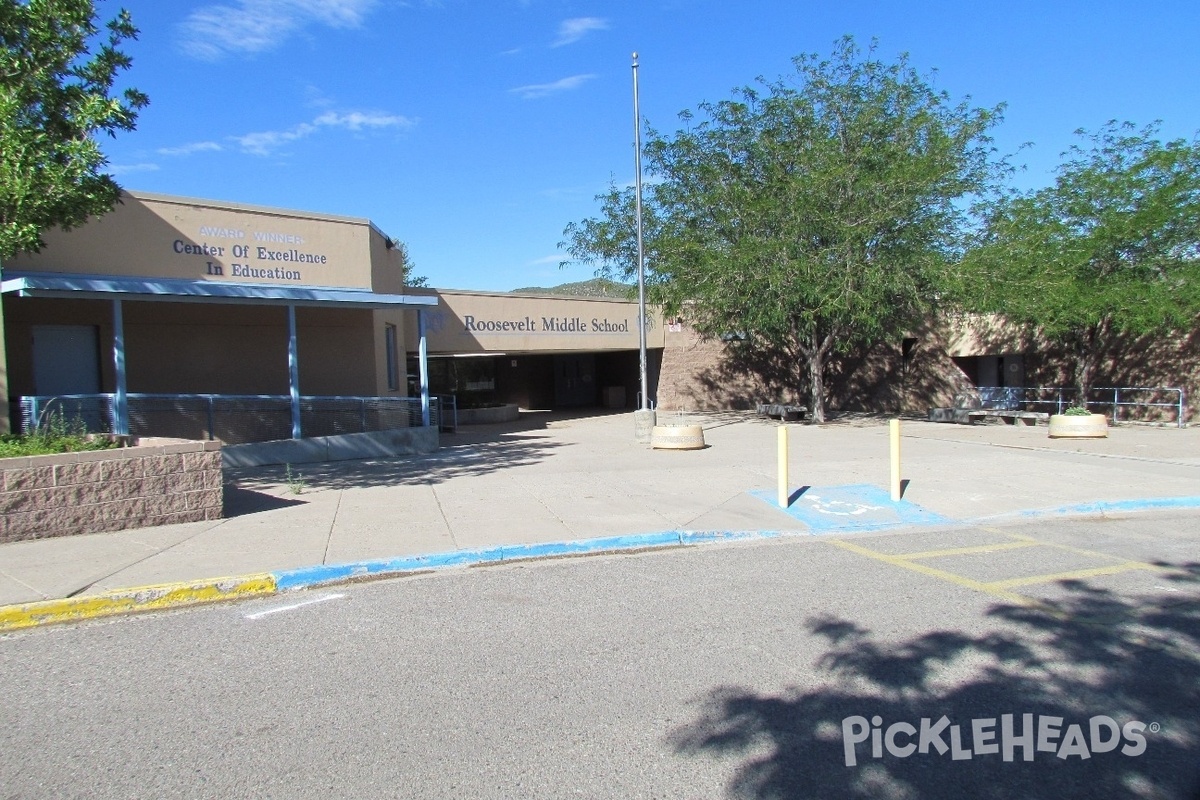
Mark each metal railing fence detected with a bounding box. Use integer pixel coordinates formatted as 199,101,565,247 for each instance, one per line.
20,393,446,444
975,386,1187,427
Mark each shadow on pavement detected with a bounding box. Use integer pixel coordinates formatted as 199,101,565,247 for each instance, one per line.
227,429,571,493
669,562,1200,799
222,484,307,517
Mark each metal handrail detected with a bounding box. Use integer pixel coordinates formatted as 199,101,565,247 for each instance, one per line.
974,386,1187,428
20,393,441,441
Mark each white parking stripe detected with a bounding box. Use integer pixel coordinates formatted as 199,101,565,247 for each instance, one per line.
244,593,346,620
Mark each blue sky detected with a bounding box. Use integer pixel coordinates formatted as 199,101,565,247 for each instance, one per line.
101,0,1200,292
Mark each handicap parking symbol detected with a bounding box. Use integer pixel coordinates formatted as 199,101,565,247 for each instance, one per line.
803,493,884,517
751,483,955,534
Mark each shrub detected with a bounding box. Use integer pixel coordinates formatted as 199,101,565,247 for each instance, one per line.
0,414,119,458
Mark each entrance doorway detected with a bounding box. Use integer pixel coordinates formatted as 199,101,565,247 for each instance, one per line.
553,354,596,408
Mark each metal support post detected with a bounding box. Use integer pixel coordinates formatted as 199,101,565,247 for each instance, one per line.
288,304,301,439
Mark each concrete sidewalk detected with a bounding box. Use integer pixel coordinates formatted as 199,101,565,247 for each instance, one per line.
2,411,1198,610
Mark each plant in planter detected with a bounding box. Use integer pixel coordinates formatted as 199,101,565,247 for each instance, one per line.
1048,405,1108,439
0,414,119,458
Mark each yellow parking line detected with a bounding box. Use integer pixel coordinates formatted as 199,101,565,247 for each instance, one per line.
898,540,1042,561
829,539,1038,607
831,526,1173,611
985,528,1138,564
985,562,1162,591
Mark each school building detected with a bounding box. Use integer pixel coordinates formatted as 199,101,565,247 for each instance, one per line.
0,192,665,441
2,191,1192,441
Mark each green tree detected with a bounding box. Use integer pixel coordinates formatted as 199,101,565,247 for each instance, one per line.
0,0,148,259
562,38,1003,422
961,121,1200,407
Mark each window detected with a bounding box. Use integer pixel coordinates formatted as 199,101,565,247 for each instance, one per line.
385,324,399,391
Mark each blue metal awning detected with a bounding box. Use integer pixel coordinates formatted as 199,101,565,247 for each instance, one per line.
0,271,438,308
2,270,438,436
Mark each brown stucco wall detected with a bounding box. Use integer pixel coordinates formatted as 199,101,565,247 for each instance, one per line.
6,192,376,290
2,298,378,399
652,322,972,414
0,192,432,432
410,289,665,355
1019,329,1199,424
0,441,223,543
654,313,1198,422
655,325,775,411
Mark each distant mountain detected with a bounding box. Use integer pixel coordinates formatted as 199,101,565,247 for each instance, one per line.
509,278,634,298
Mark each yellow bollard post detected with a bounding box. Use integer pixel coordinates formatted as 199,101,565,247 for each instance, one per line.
777,425,789,508
889,418,901,502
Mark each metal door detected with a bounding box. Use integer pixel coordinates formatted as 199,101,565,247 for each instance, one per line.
32,325,101,395
553,354,596,408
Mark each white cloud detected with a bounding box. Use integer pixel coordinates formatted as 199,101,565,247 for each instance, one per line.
177,0,380,61
157,141,224,157
509,74,595,100
526,253,568,266
303,85,336,109
232,125,315,156
231,109,416,155
553,17,608,47
312,110,414,130
108,163,160,176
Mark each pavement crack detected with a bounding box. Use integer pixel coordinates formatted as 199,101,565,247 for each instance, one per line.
517,476,574,535
60,521,227,600
0,570,46,601
322,489,345,565
429,482,458,549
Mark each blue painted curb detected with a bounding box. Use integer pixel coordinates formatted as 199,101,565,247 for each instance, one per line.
272,532,677,591
271,529,800,591
270,492,1200,593
972,495,1200,523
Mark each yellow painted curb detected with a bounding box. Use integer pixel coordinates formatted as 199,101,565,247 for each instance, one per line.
0,574,278,633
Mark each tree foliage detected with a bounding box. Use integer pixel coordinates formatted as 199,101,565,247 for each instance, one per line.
562,38,1003,421
961,121,1200,404
0,0,148,259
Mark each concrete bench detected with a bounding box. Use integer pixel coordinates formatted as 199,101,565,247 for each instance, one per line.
966,409,1049,426
757,403,807,422
928,393,983,424
927,407,1049,426
928,407,972,424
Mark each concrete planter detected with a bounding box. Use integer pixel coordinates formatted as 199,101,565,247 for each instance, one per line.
0,440,223,542
456,403,520,425
1048,413,1109,439
650,425,706,450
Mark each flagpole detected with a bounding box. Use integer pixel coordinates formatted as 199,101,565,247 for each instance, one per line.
631,52,656,442
633,52,649,412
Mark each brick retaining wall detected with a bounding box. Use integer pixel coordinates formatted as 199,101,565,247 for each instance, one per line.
0,441,223,543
